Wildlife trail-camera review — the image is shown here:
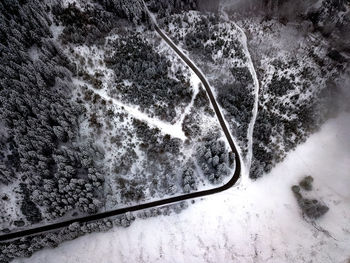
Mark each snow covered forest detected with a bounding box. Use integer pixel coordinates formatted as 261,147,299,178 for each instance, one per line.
0,0,349,262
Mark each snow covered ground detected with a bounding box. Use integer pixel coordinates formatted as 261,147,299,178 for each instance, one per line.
14,113,350,263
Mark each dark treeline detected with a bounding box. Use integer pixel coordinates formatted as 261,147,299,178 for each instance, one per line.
0,0,227,261
0,0,106,228
146,0,198,15
196,133,235,184
227,0,350,52
106,33,193,122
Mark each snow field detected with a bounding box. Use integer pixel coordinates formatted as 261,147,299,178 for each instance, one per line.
15,111,350,263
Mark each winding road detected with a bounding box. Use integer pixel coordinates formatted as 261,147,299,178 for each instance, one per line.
0,11,242,242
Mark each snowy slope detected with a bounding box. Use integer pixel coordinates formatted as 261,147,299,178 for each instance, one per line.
15,112,350,263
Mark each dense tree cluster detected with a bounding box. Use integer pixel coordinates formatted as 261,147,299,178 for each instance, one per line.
217,68,254,121
217,67,254,154
193,85,214,115
177,15,246,62
181,164,197,193
251,100,322,179
196,133,234,184
113,202,189,228
113,149,137,175
182,113,201,139
0,219,113,262
115,176,146,203
182,15,217,49
0,0,245,260
250,60,344,179
133,119,181,160
259,0,350,52
105,119,182,202
308,0,350,55
98,0,148,25
299,175,313,191
137,201,189,220
182,86,214,139
194,86,209,108
146,0,198,16
291,176,329,219
30,144,105,218
19,184,42,224
113,212,136,227
106,34,193,122
161,13,256,157
52,3,120,45
0,198,184,263
260,0,349,29
0,0,104,229
298,197,329,219
269,74,297,96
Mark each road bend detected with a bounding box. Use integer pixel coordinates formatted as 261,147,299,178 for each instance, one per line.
0,10,241,243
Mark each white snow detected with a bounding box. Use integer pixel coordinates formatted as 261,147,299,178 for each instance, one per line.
61,0,85,10
28,45,40,61
15,112,350,263
49,24,64,41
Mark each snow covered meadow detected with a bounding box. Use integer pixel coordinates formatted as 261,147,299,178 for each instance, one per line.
14,113,350,263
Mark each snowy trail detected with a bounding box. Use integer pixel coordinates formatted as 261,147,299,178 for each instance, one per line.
93,89,187,140
236,25,260,171
220,5,260,171
74,78,187,140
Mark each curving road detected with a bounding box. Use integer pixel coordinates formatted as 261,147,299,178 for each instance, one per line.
0,13,241,243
